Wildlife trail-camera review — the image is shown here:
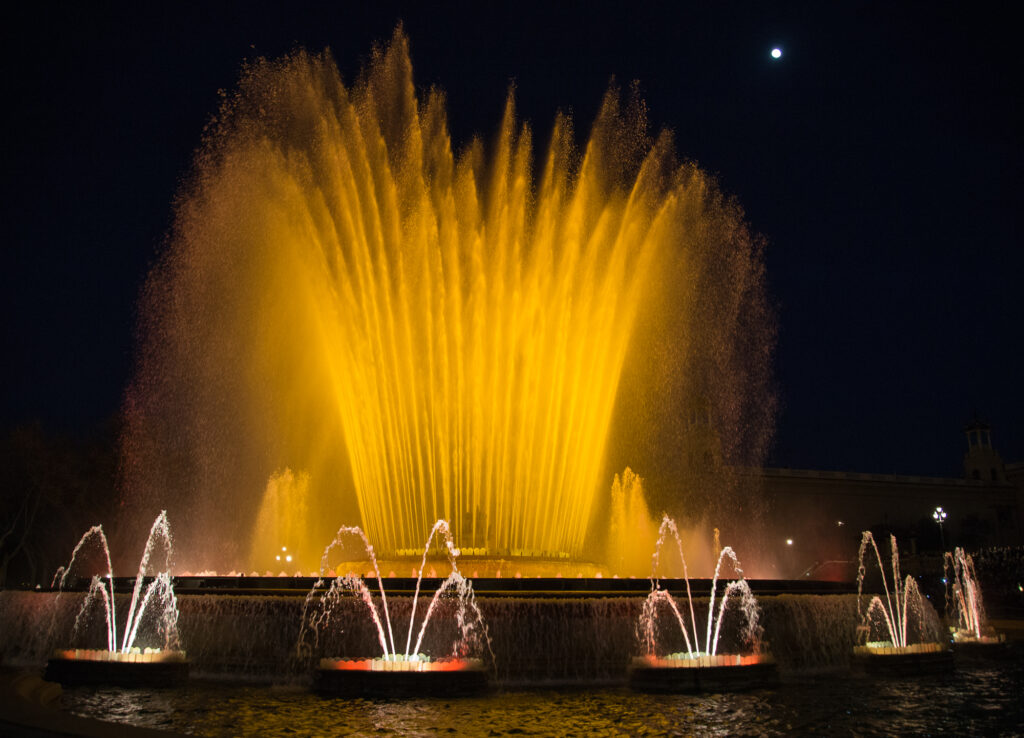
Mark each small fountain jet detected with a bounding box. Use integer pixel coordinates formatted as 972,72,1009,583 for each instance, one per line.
297,520,491,674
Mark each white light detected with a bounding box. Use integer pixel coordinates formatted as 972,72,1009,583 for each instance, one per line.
771,48,782,59
786,538,793,546
275,555,280,561
837,520,844,527
286,555,293,563
282,546,287,552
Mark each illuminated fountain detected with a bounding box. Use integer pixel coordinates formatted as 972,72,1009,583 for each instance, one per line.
853,531,949,674
298,520,491,695
45,512,187,686
944,547,1006,655
629,516,776,692
119,28,774,575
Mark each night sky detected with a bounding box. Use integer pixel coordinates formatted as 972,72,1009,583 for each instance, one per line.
3,1,1022,478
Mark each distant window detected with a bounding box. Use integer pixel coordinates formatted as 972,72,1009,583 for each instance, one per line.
972,469,981,480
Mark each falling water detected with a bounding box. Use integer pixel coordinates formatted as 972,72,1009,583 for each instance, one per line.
51,511,181,654
120,28,774,571
52,525,116,651
944,547,987,640
297,520,490,664
856,531,934,648
639,515,760,658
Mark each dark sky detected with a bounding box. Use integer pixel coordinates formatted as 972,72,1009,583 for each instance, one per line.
2,1,1021,477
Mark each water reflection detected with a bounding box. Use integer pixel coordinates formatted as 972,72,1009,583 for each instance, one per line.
63,661,1023,737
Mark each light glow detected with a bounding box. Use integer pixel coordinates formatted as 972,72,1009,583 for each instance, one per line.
123,29,773,569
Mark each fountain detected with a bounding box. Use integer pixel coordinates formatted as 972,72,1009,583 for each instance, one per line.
628,516,777,692
0,27,777,699
944,547,1007,659
853,531,950,675
118,26,774,576
298,520,491,695
44,512,187,686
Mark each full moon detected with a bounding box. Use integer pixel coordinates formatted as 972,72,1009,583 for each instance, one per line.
771,47,783,59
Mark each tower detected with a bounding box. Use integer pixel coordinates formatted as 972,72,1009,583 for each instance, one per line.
963,417,1005,482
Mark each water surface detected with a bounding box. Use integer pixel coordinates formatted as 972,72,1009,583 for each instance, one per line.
63,660,1024,736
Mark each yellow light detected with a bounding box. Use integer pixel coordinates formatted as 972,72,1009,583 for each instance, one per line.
134,29,771,569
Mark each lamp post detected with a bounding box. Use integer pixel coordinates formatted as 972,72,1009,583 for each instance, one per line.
932,506,947,551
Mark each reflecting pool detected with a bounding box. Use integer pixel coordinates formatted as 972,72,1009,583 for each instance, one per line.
59,653,1023,736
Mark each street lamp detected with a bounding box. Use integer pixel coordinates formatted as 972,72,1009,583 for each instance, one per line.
932,506,947,551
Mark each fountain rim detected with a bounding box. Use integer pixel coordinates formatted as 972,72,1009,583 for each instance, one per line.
33,576,858,598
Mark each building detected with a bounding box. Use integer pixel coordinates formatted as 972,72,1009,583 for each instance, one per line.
757,420,1023,573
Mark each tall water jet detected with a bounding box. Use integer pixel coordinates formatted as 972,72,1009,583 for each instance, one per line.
119,29,774,571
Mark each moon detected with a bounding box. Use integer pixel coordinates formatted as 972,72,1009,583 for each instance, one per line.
771,47,783,59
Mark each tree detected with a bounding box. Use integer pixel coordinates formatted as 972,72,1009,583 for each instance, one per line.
0,421,120,586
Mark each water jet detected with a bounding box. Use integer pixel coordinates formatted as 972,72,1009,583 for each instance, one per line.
943,546,1009,663
44,512,188,687
299,521,491,695
853,531,951,675
629,516,778,692
118,28,774,578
